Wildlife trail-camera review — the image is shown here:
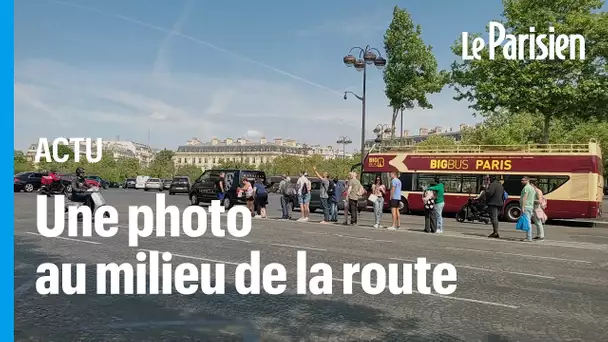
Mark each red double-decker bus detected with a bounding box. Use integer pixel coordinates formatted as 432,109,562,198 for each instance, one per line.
360,141,603,221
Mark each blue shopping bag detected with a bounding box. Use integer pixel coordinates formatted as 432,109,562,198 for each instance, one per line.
515,214,530,232
218,193,225,200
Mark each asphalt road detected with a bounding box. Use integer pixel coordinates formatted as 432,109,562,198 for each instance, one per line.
14,190,608,341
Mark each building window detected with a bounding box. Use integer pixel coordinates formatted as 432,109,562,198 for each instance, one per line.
212,158,216,164
198,158,202,163
204,158,207,163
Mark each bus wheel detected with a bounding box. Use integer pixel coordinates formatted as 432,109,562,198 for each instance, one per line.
504,203,521,222
399,198,409,215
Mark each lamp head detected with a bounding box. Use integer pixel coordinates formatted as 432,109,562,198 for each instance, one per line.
343,92,348,100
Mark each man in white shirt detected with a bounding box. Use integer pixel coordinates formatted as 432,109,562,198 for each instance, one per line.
296,171,311,222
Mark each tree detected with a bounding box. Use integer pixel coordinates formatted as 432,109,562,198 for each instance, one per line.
14,150,31,174
451,0,608,143
213,160,256,171
383,6,448,138
147,149,175,178
176,165,203,181
415,135,458,148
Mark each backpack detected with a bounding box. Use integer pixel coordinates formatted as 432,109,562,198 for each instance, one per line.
502,190,508,201
301,181,309,195
327,181,336,196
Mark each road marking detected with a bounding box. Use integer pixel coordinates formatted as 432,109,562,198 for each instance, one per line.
444,247,592,264
389,257,555,279
330,278,518,309
270,243,327,252
25,232,102,245
142,249,518,309
333,234,372,241
225,237,251,243
138,249,241,266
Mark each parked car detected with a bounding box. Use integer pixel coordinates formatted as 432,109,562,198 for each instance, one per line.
145,178,163,191
162,179,172,190
14,172,44,192
14,171,75,193
136,175,149,189
109,181,120,188
124,178,136,189
189,169,266,209
169,176,190,195
86,175,109,189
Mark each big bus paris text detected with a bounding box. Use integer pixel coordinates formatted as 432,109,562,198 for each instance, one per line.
360,141,603,222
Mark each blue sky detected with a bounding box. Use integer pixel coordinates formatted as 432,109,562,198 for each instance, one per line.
15,0,514,151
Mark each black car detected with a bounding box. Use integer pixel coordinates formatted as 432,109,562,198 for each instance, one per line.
169,176,190,195
14,172,43,192
124,178,136,189
189,169,266,209
14,171,73,193
162,179,172,190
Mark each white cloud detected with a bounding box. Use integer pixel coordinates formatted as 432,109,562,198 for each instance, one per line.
13,58,477,151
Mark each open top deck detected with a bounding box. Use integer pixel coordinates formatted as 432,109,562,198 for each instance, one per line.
373,140,601,156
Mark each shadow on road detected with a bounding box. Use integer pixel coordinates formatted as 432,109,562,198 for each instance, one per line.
15,235,509,341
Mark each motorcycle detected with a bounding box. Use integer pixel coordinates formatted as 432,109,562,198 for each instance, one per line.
456,197,490,224
64,187,110,219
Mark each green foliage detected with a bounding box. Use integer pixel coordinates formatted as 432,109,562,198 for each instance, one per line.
175,165,203,181
14,150,31,174
450,0,608,143
146,149,175,179
213,159,256,171
383,6,448,136
415,135,457,147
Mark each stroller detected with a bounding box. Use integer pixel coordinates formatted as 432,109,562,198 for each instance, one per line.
40,171,65,196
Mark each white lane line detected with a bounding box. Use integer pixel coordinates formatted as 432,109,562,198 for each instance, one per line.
388,257,555,279
445,247,592,264
270,243,327,252
225,238,251,243
141,249,518,309
25,232,101,245
329,277,518,309
138,248,241,266
333,234,372,241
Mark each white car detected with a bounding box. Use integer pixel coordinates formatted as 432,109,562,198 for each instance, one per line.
145,178,163,191
135,175,149,189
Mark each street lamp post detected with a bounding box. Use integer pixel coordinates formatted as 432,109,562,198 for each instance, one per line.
336,136,352,159
373,124,392,152
343,45,386,167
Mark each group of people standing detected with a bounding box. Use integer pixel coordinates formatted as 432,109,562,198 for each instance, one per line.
472,175,547,241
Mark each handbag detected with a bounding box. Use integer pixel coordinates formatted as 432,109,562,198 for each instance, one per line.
515,214,530,232
368,194,378,203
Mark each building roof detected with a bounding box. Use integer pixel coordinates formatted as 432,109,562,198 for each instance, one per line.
176,143,308,154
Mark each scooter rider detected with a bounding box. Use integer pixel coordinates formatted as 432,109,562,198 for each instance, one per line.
71,167,94,212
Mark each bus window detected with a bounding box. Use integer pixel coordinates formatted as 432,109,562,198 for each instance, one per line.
361,172,379,188
462,175,479,194
399,173,414,191
539,176,569,194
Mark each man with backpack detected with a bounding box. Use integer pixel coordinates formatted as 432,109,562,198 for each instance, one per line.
296,171,311,222
485,175,506,239
278,174,292,220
